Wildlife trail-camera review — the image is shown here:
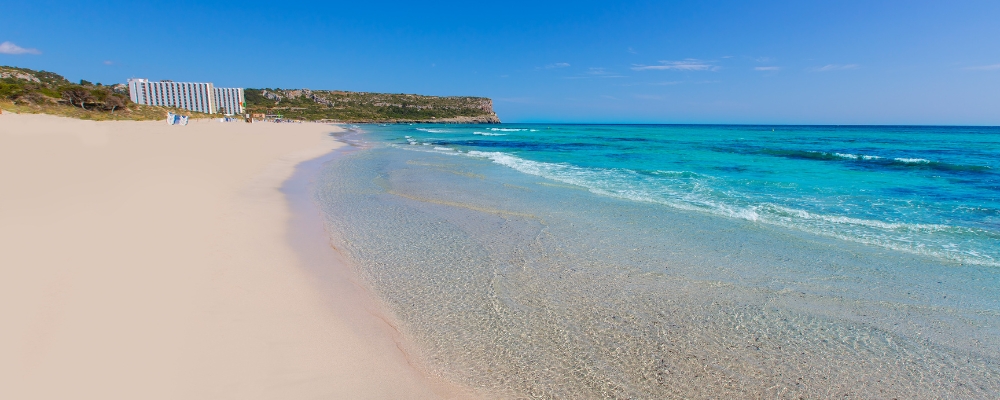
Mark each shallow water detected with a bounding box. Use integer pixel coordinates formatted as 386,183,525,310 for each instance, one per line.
316,125,1000,398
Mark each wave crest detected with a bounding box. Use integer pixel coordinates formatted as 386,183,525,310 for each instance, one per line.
464,150,999,267
760,149,991,173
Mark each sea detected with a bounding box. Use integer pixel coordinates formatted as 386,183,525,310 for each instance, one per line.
314,124,1000,398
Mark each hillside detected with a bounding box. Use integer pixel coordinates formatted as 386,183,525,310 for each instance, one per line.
245,88,501,123
0,66,211,121
1,66,502,123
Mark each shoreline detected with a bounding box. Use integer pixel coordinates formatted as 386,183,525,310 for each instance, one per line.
311,124,1000,397
0,114,449,399
279,128,472,398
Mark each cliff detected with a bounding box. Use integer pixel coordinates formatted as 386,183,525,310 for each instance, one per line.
244,88,501,123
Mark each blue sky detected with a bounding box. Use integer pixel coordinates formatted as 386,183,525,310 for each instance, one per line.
3,0,1000,124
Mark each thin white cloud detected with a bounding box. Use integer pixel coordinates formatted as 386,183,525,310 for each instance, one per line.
812,64,859,72
103,60,114,65
586,67,624,77
545,62,570,69
964,64,1000,71
563,67,626,79
755,66,781,71
627,47,637,54
632,59,719,71
0,41,41,55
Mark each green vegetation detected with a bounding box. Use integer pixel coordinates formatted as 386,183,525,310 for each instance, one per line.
0,65,499,123
0,65,210,121
244,88,500,123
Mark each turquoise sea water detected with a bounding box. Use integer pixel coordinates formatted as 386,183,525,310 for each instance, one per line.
316,124,1000,397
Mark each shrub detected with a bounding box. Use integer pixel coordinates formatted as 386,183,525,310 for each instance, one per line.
104,95,125,112
62,86,93,109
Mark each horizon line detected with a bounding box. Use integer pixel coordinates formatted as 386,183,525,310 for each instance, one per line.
495,121,1000,127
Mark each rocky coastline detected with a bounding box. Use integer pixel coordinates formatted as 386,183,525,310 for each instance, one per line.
330,114,502,124
246,88,501,124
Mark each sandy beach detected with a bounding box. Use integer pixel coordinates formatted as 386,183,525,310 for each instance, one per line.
0,114,447,399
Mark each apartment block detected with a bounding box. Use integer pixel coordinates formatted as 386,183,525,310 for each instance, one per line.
128,78,244,115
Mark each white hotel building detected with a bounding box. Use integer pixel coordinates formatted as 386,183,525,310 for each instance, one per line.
128,78,245,115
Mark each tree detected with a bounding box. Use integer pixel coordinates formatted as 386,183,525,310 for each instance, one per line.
62,86,93,110
104,95,125,113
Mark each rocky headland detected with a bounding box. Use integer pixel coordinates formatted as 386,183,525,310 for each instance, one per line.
245,88,501,123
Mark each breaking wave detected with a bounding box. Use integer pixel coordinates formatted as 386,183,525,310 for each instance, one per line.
760,149,992,173
464,150,999,267
488,128,538,132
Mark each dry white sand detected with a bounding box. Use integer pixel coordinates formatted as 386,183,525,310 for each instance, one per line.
0,113,455,399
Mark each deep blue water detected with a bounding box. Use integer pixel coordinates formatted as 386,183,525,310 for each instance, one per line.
315,124,1000,398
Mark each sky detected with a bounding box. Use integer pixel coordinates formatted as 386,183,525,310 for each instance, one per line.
2,0,1000,124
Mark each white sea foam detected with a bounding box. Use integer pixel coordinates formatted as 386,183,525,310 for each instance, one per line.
434,146,455,151
488,128,529,132
463,150,999,267
473,132,507,136
651,170,713,179
761,203,951,232
831,152,882,160
894,157,932,164
416,128,449,133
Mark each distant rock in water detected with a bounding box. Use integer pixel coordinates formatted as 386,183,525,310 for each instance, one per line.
245,88,501,123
